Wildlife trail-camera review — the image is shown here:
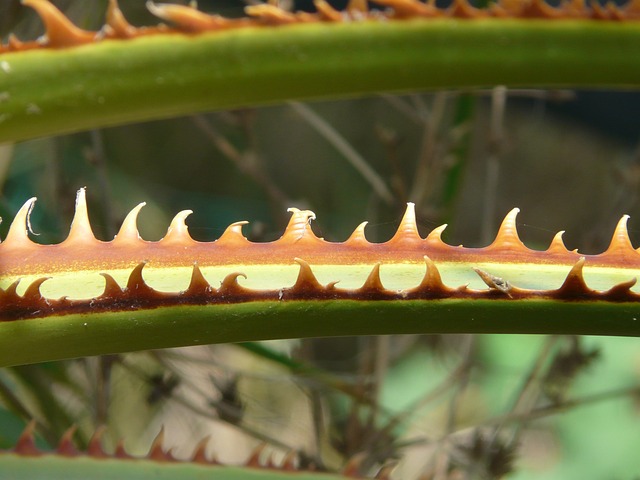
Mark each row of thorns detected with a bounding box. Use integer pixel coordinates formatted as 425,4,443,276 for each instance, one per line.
2,0,639,53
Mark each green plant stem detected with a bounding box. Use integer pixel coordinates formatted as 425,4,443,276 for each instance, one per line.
0,456,352,480
1,299,639,367
1,19,639,143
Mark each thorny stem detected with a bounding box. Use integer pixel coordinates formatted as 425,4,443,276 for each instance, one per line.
2,15,640,143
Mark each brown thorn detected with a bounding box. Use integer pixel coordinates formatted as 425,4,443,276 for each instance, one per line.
313,0,342,21
2,279,22,298
449,0,489,18
555,257,592,298
487,208,528,252
191,435,212,464
147,1,232,32
246,443,267,467
290,258,326,293
281,208,319,243
14,420,41,456
411,256,452,295
57,426,78,457
125,262,157,296
105,0,137,38
87,425,109,458
114,202,145,244
547,230,573,255
425,223,448,245
281,450,297,470
160,210,194,244
604,215,636,257
604,278,638,301
23,277,50,302
621,0,640,20
186,263,213,295
360,263,386,293
473,267,513,297
217,221,250,246
346,221,369,245
389,202,422,244
100,273,124,298
114,439,131,459
590,1,613,20
147,427,175,462
218,272,253,298
3,197,37,247
372,0,440,18
64,188,99,245
245,4,298,24
22,0,96,48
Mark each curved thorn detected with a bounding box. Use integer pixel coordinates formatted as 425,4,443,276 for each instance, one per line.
450,0,489,17
125,262,157,297
605,277,638,301
218,272,248,295
87,425,108,458
57,425,78,456
147,426,174,461
375,463,397,480
411,256,452,295
3,197,37,247
604,214,635,257
374,0,439,18
106,0,137,38
23,277,50,302
217,221,250,246
191,435,212,464
161,209,194,244
114,439,131,459
282,208,318,243
313,0,342,20
488,208,527,252
100,273,124,298
21,0,96,47
346,221,368,244
147,1,231,31
547,230,571,255
246,443,267,467
14,420,41,456
281,450,297,470
555,257,591,298
425,223,448,243
245,4,297,24
114,202,146,243
3,279,22,298
291,258,325,293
